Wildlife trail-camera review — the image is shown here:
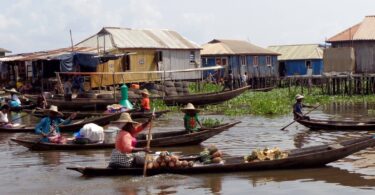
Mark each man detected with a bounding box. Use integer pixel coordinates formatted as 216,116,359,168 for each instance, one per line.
241,72,248,87
293,94,313,120
223,70,234,91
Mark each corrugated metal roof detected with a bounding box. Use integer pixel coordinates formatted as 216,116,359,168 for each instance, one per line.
201,39,279,56
267,44,324,60
76,27,201,50
0,48,11,53
328,16,375,42
0,47,97,62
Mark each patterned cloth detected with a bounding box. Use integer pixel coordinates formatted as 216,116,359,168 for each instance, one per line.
108,149,145,168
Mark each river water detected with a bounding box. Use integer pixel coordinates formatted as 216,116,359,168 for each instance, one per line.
1,103,375,194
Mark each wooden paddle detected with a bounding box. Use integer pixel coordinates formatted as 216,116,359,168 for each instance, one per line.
281,104,321,131
10,109,36,123
143,108,155,177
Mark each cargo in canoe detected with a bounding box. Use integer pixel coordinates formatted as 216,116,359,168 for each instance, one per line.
11,122,240,150
25,86,250,110
0,112,122,133
297,118,375,131
67,136,375,176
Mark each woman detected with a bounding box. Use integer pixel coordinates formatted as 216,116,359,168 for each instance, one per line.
108,113,152,168
6,88,21,108
35,105,76,143
182,103,202,133
140,89,151,112
0,105,12,127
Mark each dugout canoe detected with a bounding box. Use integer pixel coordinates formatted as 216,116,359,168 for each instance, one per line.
296,118,375,131
0,112,121,133
11,122,240,150
25,86,250,109
66,136,375,176
23,109,169,120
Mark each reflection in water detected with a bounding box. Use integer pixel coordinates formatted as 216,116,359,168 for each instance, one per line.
322,102,375,121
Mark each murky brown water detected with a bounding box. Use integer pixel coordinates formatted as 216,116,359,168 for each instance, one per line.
1,103,375,194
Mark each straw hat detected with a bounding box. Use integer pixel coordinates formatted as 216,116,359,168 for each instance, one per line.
141,89,150,96
295,94,304,100
5,88,21,95
111,113,139,124
181,103,200,113
45,105,63,116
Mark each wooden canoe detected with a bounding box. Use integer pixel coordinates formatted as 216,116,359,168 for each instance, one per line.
0,112,122,133
66,136,375,176
25,86,250,109
23,109,169,120
11,122,240,150
297,118,375,131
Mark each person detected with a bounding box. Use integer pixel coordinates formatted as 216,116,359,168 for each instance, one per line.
19,81,32,94
223,70,234,91
182,103,202,133
293,94,313,120
0,105,12,127
35,105,77,143
241,72,248,87
140,89,151,112
36,93,48,109
108,113,152,168
7,88,21,107
63,78,73,101
74,123,104,144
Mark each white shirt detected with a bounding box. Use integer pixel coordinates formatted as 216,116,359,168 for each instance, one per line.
0,111,9,123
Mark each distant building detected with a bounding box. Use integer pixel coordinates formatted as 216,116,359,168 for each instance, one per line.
76,27,201,86
201,39,279,80
268,44,324,77
326,15,375,73
0,48,11,57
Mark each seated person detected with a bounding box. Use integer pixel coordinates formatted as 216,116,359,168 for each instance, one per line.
7,88,21,107
139,89,150,112
0,105,13,127
35,105,76,143
74,123,104,144
182,103,202,133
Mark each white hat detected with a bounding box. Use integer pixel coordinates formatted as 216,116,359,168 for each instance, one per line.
141,89,150,96
295,94,304,100
181,103,200,113
45,105,63,116
5,88,21,94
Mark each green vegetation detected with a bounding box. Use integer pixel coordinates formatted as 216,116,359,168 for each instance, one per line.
201,117,223,128
189,82,223,94
151,99,179,113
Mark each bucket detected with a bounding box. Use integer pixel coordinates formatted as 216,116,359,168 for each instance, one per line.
103,127,120,144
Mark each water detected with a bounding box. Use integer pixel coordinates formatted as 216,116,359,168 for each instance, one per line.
1,104,375,194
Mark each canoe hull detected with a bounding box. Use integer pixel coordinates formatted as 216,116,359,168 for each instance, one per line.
297,118,375,131
67,136,375,176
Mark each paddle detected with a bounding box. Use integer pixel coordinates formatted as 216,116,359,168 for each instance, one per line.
143,108,155,177
10,109,36,123
281,104,321,131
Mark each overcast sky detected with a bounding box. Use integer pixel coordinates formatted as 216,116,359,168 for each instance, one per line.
1,0,374,54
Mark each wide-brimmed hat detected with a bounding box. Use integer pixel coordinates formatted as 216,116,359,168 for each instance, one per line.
141,89,150,96
45,105,63,116
295,94,305,100
181,103,200,113
4,88,21,95
111,113,139,124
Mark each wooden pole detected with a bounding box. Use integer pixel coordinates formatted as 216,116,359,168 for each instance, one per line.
143,108,155,177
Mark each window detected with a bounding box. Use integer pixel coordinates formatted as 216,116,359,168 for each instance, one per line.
216,58,222,65
253,56,259,66
189,51,196,64
122,55,130,71
221,58,227,65
266,56,271,66
240,56,246,66
157,51,163,62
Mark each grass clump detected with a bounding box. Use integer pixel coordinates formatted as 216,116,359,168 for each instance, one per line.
201,118,223,128
189,82,223,94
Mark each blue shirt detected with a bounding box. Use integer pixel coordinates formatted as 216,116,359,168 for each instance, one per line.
35,117,71,142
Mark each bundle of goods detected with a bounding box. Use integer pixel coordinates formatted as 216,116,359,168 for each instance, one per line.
106,104,126,113
244,147,289,162
146,151,194,169
199,145,223,164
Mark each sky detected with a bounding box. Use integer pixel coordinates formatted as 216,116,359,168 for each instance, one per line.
0,0,375,54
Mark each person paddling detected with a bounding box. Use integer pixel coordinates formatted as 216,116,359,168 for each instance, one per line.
108,113,152,168
293,94,313,120
6,88,22,108
139,89,151,112
35,105,76,143
182,103,202,133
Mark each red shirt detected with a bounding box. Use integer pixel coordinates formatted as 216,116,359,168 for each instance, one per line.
115,124,146,153
141,97,150,111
